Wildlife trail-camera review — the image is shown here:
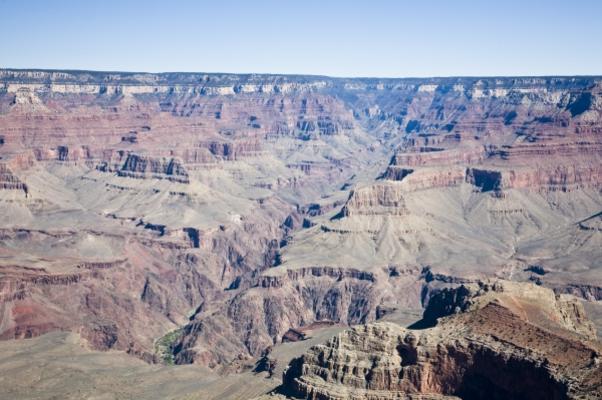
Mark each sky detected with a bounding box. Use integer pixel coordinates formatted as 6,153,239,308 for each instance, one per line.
1,0,601,77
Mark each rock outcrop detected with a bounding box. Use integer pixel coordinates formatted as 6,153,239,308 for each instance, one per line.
116,153,190,183
171,265,422,368
0,163,28,195
281,282,601,400
0,69,600,380
334,184,408,218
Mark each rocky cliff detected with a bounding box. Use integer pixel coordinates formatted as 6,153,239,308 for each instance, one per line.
0,69,600,378
280,281,601,400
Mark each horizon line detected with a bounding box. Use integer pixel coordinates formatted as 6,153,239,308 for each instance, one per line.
2,67,601,81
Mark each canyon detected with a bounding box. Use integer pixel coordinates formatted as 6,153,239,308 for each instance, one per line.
0,69,600,398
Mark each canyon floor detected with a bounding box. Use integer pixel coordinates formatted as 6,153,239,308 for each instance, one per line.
0,69,601,398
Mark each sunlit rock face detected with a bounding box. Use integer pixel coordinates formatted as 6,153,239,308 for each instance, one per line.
282,282,601,400
0,70,600,375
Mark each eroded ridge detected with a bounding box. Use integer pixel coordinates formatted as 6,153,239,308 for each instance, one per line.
280,282,601,400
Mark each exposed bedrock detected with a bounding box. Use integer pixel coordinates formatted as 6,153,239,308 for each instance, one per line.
380,162,602,194
333,184,408,218
0,163,28,194
118,153,189,180
200,139,263,160
500,164,602,191
390,146,486,167
281,282,601,400
0,70,601,374
93,152,191,182
380,166,414,182
171,266,423,368
0,197,292,360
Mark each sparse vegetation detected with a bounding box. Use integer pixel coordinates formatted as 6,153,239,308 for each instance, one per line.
154,329,182,365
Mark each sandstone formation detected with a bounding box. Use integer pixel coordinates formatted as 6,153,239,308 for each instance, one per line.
280,281,601,400
0,69,600,391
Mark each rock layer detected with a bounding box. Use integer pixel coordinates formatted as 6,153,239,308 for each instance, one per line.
281,282,601,400
0,69,600,374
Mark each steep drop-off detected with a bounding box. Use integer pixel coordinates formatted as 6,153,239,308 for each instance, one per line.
0,70,600,374
279,281,601,400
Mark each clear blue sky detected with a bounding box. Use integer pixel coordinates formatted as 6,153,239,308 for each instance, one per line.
1,0,601,77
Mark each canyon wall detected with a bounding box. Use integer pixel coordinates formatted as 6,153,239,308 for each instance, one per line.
0,69,600,373
281,282,601,400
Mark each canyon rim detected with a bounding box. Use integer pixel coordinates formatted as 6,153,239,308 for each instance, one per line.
0,69,600,399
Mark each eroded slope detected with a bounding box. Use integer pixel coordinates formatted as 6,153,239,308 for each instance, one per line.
279,282,601,400
0,70,600,373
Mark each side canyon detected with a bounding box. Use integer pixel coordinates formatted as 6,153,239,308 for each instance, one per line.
0,69,600,398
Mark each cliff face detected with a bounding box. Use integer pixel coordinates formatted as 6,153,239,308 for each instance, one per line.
281,282,601,400
0,69,600,375
0,163,28,194
172,266,422,368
